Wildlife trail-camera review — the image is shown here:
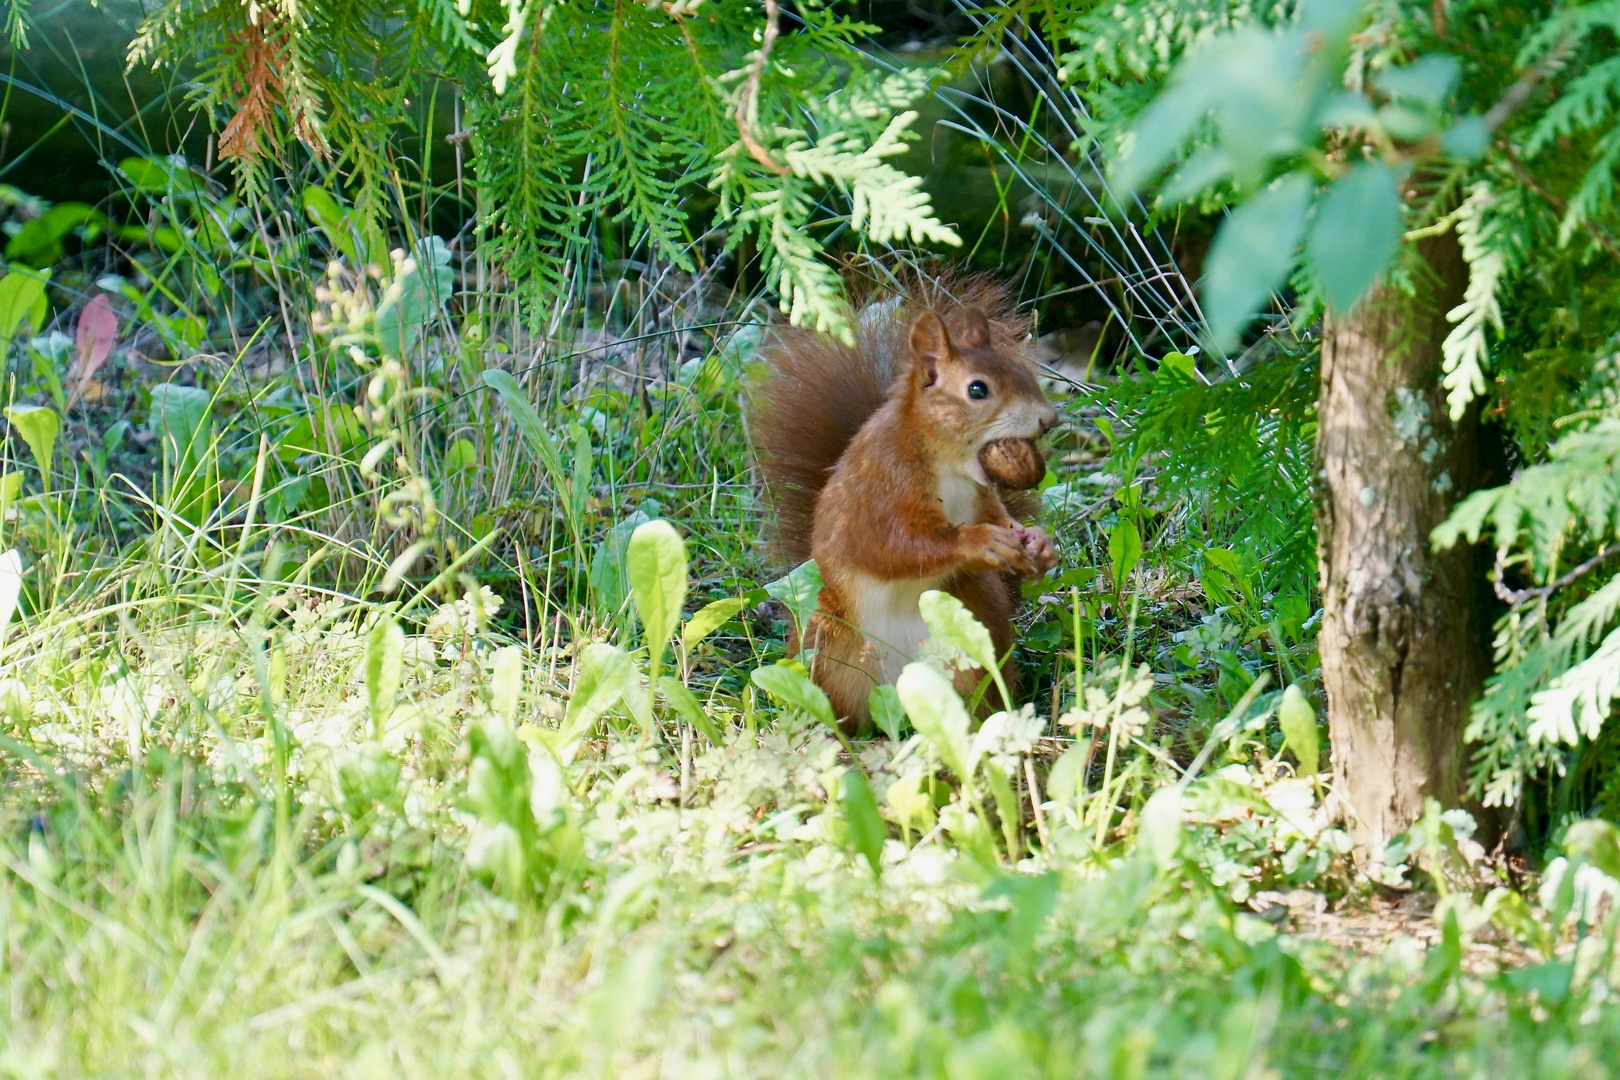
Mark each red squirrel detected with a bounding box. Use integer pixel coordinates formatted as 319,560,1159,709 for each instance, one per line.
752,276,1059,728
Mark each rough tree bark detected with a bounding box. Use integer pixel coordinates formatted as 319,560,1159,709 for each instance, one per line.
1316,230,1495,862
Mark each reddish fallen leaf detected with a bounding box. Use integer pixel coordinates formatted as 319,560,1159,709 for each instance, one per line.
69,294,118,409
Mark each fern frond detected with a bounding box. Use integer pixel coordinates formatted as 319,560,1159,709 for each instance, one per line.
1441,184,1513,420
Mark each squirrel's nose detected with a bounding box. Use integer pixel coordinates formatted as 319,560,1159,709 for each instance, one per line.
1039,406,1059,434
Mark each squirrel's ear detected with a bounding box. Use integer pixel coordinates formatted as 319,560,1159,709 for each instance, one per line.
960,308,991,350
909,312,950,388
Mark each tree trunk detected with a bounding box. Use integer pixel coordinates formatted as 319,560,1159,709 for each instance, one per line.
1316,230,1495,863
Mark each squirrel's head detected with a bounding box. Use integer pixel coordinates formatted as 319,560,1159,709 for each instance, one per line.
905,308,1059,461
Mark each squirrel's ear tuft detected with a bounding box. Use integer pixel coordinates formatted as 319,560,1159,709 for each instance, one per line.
909,312,950,388
960,308,991,350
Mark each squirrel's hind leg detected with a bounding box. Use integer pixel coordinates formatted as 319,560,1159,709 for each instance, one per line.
802,610,880,733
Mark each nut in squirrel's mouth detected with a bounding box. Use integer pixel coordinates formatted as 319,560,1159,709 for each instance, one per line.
978,437,1045,490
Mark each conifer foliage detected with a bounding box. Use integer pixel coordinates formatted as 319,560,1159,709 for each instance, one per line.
130,0,956,335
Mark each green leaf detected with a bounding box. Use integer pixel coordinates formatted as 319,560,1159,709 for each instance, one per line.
444,437,477,473
149,384,213,469
681,597,745,654
840,767,887,874
563,643,634,739
885,773,936,841
491,645,523,723
0,270,49,357
1373,55,1458,108
4,406,57,491
1278,682,1321,776
868,683,906,742
375,237,453,356
896,661,972,779
1139,786,1186,870
657,675,724,745
365,618,406,738
482,369,565,472
627,519,687,671
1046,745,1087,813
1108,516,1142,589
1305,162,1402,313
764,561,823,639
750,660,837,730
919,590,998,674
6,204,106,266
1202,173,1313,350
986,761,1021,859
0,549,22,645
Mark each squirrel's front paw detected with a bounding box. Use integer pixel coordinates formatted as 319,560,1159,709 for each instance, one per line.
1012,524,1058,578
964,524,1036,577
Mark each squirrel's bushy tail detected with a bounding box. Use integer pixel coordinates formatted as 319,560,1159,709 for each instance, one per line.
750,271,1033,566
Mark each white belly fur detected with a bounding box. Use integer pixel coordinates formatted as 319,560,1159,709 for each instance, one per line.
850,574,945,684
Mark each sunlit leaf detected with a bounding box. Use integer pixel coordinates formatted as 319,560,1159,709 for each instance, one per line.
1140,786,1186,870
1278,682,1321,776
868,683,906,742
764,560,823,639
919,589,997,673
0,549,22,645
627,519,687,670
4,406,57,492
365,618,406,738
563,643,633,739
681,596,745,654
896,661,972,778
750,660,836,730
491,645,523,723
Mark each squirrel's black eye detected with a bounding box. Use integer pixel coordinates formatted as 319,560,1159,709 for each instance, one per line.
967,380,990,401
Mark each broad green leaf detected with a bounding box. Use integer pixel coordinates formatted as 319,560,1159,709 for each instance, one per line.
1108,517,1142,589
681,596,745,653
365,618,405,738
868,683,906,742
764,560,823,638
4,406,57,490
885,773,936,842
1202,173,1313,350
482,369,566,482
1305,162,1402,313
1046,745,1087,812
0,270,49,357
840,767,886,874
563,643,633,739
919,590,997,673
1139,786,1186,870
985,761,1020,859
6,204,106,266
1277,682,1321,776
589,506,653,618
657,675,723,745
491,645,523,723
149,384,213,467
627,519,687,668
896,661,972,778
750,660,836,730
374,237,453,356
302,186,364,268
444,437,477,473
0,549,21,644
